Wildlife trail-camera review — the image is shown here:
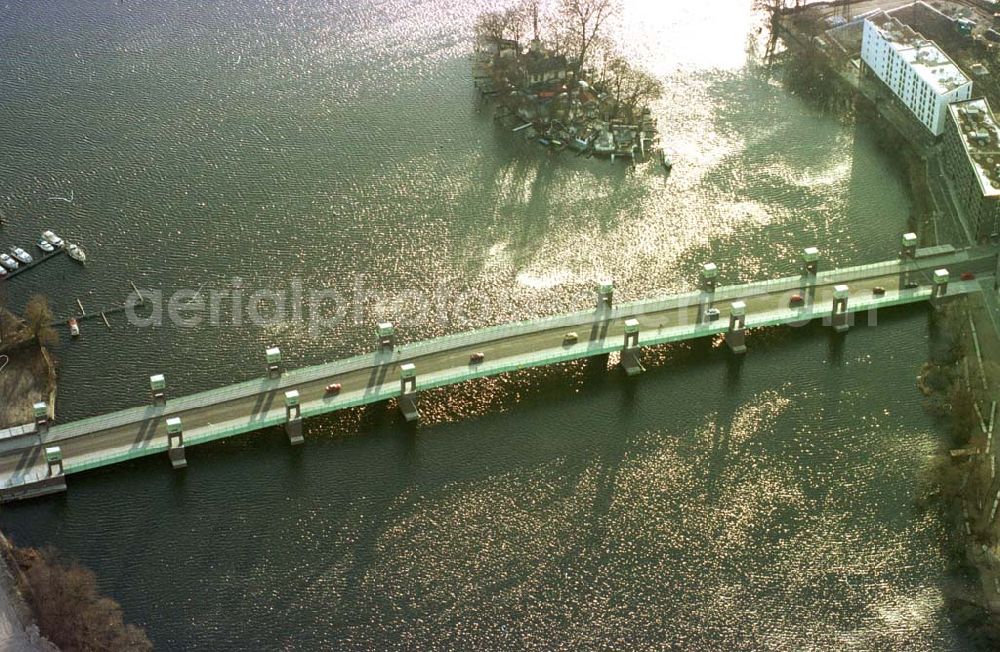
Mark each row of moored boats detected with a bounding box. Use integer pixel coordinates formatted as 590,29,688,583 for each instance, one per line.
0,230,85,277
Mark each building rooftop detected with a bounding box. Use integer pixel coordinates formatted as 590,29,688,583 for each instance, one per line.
866,10,971,94
948,98,1000,197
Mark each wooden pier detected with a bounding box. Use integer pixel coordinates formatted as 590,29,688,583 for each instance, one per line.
51,283,146,328
2,248,66,280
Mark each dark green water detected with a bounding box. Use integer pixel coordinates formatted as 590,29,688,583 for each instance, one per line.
0,0,971,649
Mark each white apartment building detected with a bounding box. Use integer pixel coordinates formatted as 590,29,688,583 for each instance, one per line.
860,11,972,135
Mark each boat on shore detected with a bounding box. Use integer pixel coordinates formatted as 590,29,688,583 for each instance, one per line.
592,129,614,157
66,243,86,264
660,149,673,171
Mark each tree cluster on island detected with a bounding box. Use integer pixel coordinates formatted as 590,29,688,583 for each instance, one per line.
474,0,666,162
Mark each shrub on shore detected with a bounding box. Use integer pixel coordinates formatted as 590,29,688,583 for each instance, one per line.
11,545,152,651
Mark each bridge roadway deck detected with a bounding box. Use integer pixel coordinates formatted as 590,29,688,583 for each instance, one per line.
0,247,995,499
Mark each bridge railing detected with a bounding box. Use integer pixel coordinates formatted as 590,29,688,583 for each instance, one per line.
43,251,977,443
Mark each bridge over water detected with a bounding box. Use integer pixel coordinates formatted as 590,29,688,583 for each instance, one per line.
1,238,996,502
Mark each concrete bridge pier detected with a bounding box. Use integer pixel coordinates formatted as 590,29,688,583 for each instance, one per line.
378,322,396,351
166,417,186,469
621,319,644,376
284,390,304,445
899,232,918,288
931,268,950,307
701,263,718,293
831,284,851,333
726,302,747,354
40,446,67,496
150,374,166,406
399,363,419,423
266,347,283,379
802,246,819,277
596,280,614,310
33,401,49,434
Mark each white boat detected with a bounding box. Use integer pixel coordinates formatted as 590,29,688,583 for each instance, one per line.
9,246,32,264
41,230,64,248
66,243,86,263
0,266,7,278
36,239,55,253
660,149,673,170
0,253,18,271
68,318,80,338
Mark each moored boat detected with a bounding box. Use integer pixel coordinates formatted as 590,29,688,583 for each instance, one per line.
9,246,32,265
41,230,64,248
36,239,55,253
66,243,86,263
0,253,19,271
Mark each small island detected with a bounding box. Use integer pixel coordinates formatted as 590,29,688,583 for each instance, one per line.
473,0,667,167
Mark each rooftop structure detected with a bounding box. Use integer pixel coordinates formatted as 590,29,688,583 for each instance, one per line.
865,11,969,93
861,10,973,134
947,98,1000,198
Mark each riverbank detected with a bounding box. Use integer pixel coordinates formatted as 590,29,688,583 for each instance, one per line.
0,532,152,650
0,341,56,431
0,308,57,431
776,3,1000,645
0,534,56,652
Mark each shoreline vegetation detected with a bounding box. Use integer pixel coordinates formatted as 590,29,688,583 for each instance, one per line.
472,0,666,166
0,296,58,431
769,2,1000,646
918,306,1000,648
0,534,152,651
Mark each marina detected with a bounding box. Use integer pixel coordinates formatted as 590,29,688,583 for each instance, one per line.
0,247,65,280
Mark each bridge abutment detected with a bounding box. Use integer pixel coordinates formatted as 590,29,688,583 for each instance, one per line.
399,363,419,422
166,417,186,469
726,302,747,354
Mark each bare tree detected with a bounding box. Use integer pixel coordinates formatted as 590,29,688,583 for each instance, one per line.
595,52,662,121
475,2,532,48
475,10,513,47
13,545,153,651
24,295,57,347
558,0,617,70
